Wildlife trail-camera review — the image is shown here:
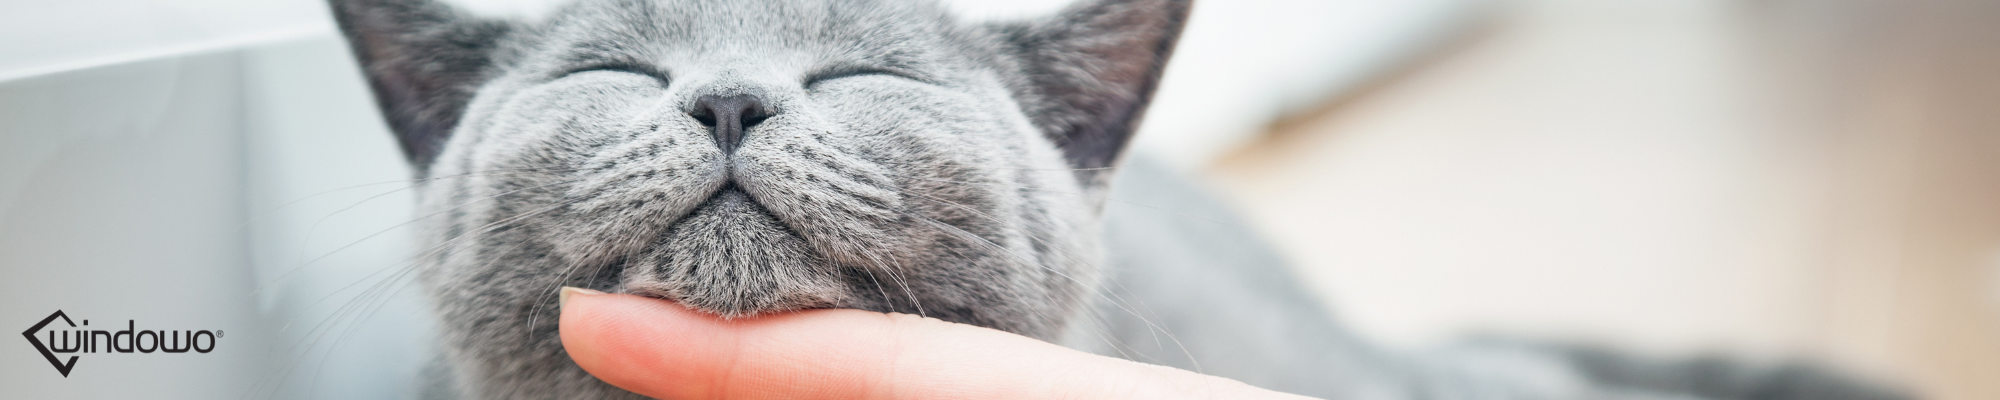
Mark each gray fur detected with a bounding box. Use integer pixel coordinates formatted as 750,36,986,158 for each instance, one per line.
329,0,1912,399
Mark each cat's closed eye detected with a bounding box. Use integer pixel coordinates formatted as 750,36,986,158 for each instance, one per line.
802,65,920,89
561,63,670,86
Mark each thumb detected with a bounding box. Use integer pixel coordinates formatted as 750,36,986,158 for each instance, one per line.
556,287,1308,400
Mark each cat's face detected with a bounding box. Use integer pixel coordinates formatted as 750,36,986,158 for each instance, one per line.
334,0,1185,396
445,0,1096,331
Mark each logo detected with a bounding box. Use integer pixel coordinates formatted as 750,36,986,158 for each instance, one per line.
21,310,221,377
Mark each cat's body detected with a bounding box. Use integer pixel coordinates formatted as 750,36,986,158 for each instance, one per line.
329,0,1910,398
1081,159,1909,400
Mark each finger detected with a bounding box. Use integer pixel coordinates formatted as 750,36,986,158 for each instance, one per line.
558,289,1306,400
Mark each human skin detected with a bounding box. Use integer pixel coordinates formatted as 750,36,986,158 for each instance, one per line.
557,287,1315,400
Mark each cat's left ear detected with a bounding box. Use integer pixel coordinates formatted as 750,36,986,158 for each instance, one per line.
992,0,1192,176
330,0,514,168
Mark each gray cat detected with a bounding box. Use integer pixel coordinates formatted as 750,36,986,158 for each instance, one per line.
329,0,1913,398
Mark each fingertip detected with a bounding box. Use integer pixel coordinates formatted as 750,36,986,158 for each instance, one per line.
556,288,624,364
558,292,736,399
556,289,620,380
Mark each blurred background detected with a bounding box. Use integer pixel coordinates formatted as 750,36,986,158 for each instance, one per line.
2,0,1995,399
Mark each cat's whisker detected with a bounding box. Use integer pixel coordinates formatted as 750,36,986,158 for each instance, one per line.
896,172,1240,228
858,267,898,314
524,259,585,340
547,251,624,330
922,191,1188,355
302,257,428,395
895,188,1105,278
247,194,576,399
238,164,591,232
852,243,927,318
896,173,1258,361
898,171,1260,360
867,159,1122,173
259,190,577,390
287,166,591,265
288,190,582,333
251,176,584,298
524,237,607,340
290,198,574,351
894,202,1205,374
909,227,1145,361
1075,305,1147,363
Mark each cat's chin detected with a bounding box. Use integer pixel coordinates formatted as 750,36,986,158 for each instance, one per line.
614,188,853,317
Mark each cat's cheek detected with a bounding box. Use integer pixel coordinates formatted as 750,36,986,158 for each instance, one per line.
730,142,911,266
543,136,729,268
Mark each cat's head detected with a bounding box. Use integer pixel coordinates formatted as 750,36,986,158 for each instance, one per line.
333,0,1184,392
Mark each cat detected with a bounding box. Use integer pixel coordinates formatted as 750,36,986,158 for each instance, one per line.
329,0,1913,398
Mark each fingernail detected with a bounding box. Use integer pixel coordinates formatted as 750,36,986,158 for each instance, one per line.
559,286,605,309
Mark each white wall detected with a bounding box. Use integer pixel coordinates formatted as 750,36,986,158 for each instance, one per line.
0,30,429,400
0,52,277,399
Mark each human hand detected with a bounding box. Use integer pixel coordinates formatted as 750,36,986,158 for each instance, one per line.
557,287,1314,399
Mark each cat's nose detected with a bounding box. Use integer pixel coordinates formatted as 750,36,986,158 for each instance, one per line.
689,94,772,154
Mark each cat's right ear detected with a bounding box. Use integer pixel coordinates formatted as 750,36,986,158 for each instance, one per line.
330,0,513,168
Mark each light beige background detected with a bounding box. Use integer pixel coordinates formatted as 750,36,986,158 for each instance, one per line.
1205,1,2000,399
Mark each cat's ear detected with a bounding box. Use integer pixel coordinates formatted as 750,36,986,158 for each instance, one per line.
993,0,1192,174
330,0,513,167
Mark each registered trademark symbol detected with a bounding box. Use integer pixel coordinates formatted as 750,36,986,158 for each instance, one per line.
215,330,224,338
